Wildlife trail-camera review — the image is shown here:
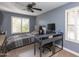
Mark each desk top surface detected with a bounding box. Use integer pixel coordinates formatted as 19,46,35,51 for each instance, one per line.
27,32,63,38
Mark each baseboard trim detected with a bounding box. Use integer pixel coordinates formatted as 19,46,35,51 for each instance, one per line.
55,44,79,56
63,47,79,56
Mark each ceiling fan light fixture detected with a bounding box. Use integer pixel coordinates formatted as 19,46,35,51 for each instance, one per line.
23,2,42,12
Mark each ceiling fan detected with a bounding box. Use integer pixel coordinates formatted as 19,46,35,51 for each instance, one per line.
23,2,42,12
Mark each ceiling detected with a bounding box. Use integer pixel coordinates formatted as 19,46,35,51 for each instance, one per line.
0,2,68,16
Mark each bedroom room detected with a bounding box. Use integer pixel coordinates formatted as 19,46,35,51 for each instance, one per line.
0,2,79,57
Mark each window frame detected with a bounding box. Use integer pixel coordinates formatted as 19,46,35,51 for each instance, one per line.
11,16,30,34
65,7,79,44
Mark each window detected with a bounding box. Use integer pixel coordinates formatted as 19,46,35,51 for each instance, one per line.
65,7,79,43
11,16,30,34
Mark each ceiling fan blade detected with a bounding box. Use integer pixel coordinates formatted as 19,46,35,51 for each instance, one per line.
30,9,34,12
32,8,42,11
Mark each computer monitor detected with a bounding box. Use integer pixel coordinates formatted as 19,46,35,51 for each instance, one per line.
47,23,55,31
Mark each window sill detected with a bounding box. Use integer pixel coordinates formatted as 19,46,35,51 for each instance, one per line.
11,32,30,35
65,39,79,44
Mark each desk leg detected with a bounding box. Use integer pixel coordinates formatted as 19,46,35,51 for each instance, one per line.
61,35,63,50
50,42,55,57
53,41,55,54
34,41,36,56
40,43,42,57
39,42,42,57
61,39,63,50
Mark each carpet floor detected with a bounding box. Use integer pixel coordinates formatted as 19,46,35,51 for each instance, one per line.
6,44,77,57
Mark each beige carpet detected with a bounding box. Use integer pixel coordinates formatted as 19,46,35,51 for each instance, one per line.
6,44,77,57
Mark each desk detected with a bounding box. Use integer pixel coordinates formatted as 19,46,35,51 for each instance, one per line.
33,33,63,57
6,32,63,57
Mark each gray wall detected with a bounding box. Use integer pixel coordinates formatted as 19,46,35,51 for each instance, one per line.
0,11,36,36
0,11,3,29
36,2,79,52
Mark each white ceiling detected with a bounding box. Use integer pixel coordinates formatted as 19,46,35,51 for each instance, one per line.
0,2,68,16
